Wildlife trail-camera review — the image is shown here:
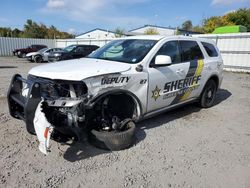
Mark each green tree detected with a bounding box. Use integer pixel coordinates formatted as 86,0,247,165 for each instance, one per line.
192,25,204,33
181,20,193,31
0,27,12,37
201,8,250,33
144,28,159,35
227,8,250,31
12,28,22,37
21,19,74,38
203,15,234,33
114,27,125,38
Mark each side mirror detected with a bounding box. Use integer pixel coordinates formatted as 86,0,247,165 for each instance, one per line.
154,55,172,66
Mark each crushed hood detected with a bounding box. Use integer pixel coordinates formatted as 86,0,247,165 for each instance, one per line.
29,58,132,81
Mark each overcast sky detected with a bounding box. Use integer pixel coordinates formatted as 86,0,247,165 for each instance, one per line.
0,0,249,35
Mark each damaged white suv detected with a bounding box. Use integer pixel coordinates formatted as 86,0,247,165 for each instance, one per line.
8,35,223,154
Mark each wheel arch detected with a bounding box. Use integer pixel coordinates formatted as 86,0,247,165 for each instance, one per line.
89,89,143,120
206,74,219,90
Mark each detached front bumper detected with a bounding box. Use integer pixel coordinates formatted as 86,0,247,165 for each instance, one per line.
7,74,42,134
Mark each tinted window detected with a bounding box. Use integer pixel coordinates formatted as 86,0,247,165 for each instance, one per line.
155,41,181,64
201,42,218,57
63,45,77,52
76,46,85,53
180,41,203,62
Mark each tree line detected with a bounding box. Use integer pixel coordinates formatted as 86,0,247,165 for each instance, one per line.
180,8,250,33
0,19,74,38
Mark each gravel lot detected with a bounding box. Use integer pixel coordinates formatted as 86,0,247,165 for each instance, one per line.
0,57,250,188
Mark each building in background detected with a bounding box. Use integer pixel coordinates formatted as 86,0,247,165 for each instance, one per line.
75,28,116,39
75,25,202,39
129,25,176,35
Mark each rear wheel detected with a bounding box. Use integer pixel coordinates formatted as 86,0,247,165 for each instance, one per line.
199,79,217,108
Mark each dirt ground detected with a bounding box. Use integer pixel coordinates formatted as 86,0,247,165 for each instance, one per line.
0,57,250,188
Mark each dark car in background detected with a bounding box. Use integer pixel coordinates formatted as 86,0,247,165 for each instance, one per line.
13,44,47,58
48,44,99,62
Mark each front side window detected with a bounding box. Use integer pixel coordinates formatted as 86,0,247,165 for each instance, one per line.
180,41,204,62
88,39,157,64
155,41,181,64
201,42,218,57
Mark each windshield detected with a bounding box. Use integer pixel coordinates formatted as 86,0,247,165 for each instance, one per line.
88,39,157,64
38,48,48,53
63,45,76,52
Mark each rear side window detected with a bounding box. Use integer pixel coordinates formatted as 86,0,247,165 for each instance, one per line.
179,41,204,62
201,42,218,57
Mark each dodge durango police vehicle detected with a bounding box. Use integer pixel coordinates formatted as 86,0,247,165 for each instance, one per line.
7,35,223,154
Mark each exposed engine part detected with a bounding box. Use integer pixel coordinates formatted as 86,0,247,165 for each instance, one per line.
46,98,83,107
112,116,132,131
92,93,137,132
27,75,88,99
112,116,120,130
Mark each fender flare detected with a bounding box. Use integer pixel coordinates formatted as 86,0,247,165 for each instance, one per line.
205,74,220,89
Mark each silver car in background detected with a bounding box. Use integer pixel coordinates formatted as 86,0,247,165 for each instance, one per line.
26,48,62,63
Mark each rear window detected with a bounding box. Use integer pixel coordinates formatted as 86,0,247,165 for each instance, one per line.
201,42,218,57
179,41,204,62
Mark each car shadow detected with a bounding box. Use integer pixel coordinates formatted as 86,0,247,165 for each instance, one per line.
137,88,232,131
63,140,110,162
62,88,231,162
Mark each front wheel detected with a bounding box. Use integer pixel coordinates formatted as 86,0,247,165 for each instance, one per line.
18,52,26,58
88,121,136,151
34,55,42,63
199,79,217,108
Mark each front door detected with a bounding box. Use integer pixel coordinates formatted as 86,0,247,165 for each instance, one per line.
147,40,188,112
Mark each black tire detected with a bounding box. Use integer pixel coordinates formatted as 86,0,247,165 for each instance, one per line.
199,79,217,108
34,55,42,63
18,52,26,58
88,121,136,151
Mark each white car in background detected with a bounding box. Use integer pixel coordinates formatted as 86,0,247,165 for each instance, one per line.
26,47,62,63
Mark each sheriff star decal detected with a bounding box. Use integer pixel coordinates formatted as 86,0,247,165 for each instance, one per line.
152,86,161,101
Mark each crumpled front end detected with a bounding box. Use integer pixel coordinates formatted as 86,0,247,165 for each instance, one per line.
8,72,141,155
7,74,91,154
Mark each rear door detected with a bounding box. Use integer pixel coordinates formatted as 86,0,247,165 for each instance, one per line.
175,40,205,101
